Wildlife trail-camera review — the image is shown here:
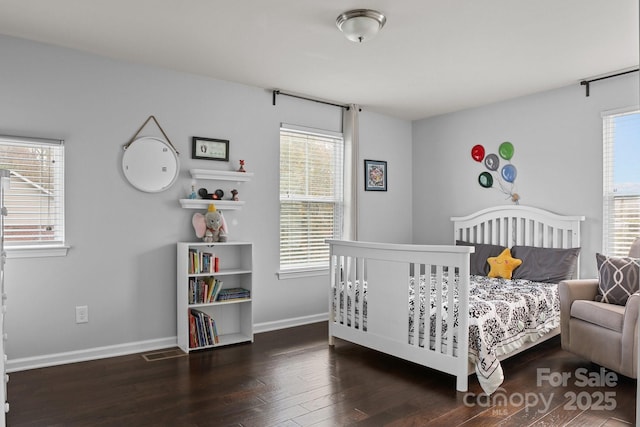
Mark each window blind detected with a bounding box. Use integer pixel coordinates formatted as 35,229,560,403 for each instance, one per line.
602,108,640,256
0,135,65,247
279,125,343,270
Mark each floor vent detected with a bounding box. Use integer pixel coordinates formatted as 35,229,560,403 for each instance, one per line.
141,348,187,362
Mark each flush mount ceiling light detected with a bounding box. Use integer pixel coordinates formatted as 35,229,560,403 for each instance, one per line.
336,9,386,43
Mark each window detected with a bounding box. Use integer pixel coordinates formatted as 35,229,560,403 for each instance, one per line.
279,124,344,275
602,108,640,256
0,135,66,255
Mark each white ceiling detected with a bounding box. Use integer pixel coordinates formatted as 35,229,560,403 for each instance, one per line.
0,0,637,120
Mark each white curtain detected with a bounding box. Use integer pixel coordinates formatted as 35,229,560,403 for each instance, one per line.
342,104,360,240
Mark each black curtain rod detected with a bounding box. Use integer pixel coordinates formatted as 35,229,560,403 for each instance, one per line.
272,90,353,110
580,68,639,97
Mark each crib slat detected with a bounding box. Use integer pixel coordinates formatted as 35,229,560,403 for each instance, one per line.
434,265,443,354
334,255,342,324
356,257,365,331
483,221,489,243
335,255,340,324
346,256,353,327
425,264,432,351
543,224,550,247
517,218,523,246
445,265,454,356
348,257,353,328
410,262,420,347
340,255,347,325
329,255,338,322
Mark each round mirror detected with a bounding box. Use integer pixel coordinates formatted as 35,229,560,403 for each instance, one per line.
122,136,180,192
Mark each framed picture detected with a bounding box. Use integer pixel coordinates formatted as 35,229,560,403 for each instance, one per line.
364,159,387,191
192,137,229,161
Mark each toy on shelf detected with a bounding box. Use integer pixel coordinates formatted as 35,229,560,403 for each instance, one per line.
198,188,224,200
188,182,197,199
192,203,228,243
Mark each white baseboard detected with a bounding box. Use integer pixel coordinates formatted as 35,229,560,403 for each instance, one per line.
253,313,328,334
7,337,177,372
6,313,329,372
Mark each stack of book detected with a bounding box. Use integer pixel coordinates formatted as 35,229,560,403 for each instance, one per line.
216,287,251,301
188,309,219,348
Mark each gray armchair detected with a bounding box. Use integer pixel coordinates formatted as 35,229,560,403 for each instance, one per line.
559,238,640,379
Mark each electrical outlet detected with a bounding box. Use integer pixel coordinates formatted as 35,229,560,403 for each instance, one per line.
75,305,88,324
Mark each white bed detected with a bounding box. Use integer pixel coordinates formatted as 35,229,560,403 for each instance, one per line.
327,205,585,393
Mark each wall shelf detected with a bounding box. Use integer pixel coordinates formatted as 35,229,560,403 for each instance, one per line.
179,199,245,210
180,169,253,211
182,168,253,210
190,169,253,182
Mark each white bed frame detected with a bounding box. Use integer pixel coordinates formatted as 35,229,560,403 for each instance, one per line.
328,205,585,392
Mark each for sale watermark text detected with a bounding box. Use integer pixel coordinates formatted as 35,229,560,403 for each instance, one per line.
463,367,618,414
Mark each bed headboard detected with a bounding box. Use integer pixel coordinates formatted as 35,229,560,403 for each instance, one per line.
451,205,585,249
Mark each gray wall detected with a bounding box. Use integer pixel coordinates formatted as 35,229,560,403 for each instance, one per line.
412,72,639,277
0,35,413,365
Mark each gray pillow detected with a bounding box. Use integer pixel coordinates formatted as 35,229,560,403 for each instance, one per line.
595,253,640,306
511,246,580,283
456,240,506,276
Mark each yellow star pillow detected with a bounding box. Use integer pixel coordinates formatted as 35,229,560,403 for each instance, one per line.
487,248,522,279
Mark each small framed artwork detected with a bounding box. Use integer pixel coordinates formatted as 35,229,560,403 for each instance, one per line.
192,137,229,161
364,159,387,191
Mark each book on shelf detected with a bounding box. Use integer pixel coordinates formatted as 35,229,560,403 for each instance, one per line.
212,280,223,301
189,309,219,348
205,277,216,302
216,287,250,301
189,277,224,304
188,249,219,274
188,311,198,349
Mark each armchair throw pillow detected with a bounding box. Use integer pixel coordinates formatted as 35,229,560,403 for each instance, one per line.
595,253,640,305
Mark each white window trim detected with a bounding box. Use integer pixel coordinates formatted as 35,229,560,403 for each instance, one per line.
281,123,343,140
276,267,328,280
6,245,70,259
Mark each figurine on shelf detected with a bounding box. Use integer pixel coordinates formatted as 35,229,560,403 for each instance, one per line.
238,159,246,173
188,183,197,199
231,189,239,201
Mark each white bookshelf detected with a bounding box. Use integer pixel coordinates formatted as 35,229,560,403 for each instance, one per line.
176,241,253,353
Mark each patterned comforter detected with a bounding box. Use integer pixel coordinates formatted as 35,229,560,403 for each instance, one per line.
334,274,560,394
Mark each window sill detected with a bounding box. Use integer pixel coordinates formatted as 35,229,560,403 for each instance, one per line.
6,245,70,259
277,267,329,280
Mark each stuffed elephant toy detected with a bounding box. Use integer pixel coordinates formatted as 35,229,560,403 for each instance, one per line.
192,204,227,243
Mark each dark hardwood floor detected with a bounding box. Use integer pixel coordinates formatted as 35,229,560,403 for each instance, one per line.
6,322,636,426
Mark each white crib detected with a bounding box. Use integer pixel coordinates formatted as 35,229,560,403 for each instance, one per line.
328,205,585,392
